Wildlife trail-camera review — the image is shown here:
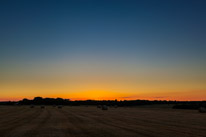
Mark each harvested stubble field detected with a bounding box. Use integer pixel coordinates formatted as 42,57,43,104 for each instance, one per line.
0,106,206,137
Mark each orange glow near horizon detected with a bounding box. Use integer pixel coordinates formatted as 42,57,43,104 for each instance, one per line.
1,89,205,101
0,60,205,101
50,90,133,101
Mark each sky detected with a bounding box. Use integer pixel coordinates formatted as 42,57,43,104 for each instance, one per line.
0,0,206,101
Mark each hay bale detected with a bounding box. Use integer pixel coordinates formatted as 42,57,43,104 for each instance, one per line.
102,105,108,110
41,105,45,109
58,105,63,109
199,107,206,113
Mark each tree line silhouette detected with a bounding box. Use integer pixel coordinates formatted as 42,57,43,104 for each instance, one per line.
0,97,205,109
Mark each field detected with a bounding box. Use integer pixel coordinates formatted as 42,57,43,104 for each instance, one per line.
0,105,206,137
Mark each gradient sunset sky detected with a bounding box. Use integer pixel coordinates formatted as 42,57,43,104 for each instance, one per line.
0,0,205,101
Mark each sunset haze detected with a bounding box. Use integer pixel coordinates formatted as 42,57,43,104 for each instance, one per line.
0,0,205,101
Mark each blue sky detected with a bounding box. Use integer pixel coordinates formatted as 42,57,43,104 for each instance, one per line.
0,0,206,100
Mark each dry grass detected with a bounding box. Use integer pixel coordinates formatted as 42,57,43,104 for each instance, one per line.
0,105,206,137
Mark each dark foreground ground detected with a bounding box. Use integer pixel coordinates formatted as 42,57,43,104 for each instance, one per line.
0,105,206,137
